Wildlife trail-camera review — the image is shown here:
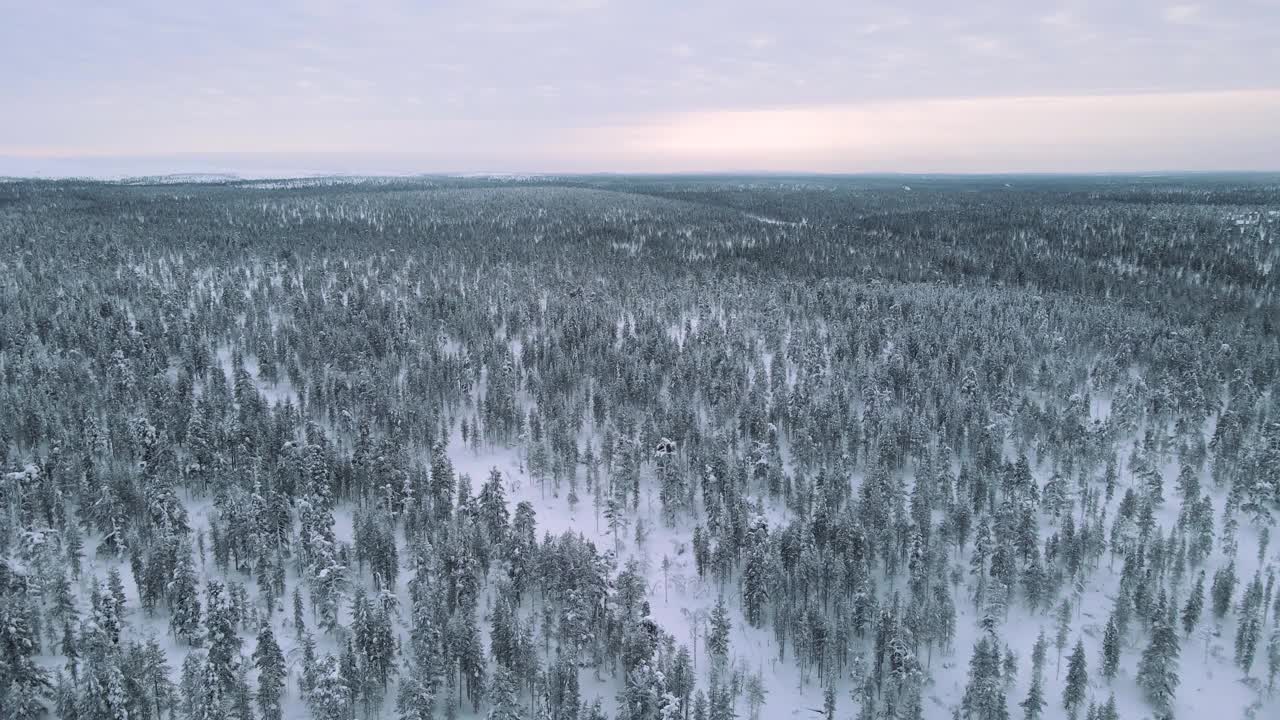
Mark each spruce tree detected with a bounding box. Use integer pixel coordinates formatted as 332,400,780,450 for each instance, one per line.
204,580,242,695
291,586,307,637
708,595,731,665
960,636,1009,720
741,541,770,628
170,548,202,645
820,685,835,720
744,671,768,720
1063,639,1088,718
486,666,522,720
142,637,176,720
1234,612,1262,675
1211,560,1237,620
1136,599,1180,719
253,623,286,720
1181,571,1204,636
1267,627,1280,691
0,568,51,715
1234,572,1265,674
1101,616,1120,681
1054,599,1072,679
1019,663,1045,720
478,468,510,546
395,668,436,720
692,690,708,720
179,651,204,720
1098,694,1119,720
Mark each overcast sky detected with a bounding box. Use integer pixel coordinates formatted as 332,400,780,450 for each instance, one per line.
3,0,1279,176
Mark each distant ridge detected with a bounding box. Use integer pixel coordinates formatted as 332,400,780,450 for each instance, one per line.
118,173,243,185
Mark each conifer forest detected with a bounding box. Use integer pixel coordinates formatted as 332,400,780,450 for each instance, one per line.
2,174,1280,720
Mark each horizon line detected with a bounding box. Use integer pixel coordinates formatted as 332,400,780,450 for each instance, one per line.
6,167,1280,183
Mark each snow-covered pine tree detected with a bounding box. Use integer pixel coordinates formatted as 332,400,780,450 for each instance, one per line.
169,545,202,645
1182,570,1205,636
707,595,732,669
1063,638,1088,718
1211,559,1237,619
1136,597,1180,719
1054,599,1072,679
1101,615,1120,681
203,580,243,695
960,635,1008,720
1020,631,1047,720
253,622,286,720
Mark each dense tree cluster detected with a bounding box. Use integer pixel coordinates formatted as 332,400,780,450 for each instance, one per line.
1,175,1278,720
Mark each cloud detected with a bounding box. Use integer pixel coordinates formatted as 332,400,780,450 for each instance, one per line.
1163,4,1201,24
1040,10,1077,29
959,34,1015,58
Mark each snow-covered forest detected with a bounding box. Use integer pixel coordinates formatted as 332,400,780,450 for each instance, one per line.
1,175,1279,720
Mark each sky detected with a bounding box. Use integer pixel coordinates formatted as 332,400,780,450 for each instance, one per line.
2,0,1279,176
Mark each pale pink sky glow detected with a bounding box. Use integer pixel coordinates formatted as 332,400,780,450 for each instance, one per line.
578,90,1280,172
